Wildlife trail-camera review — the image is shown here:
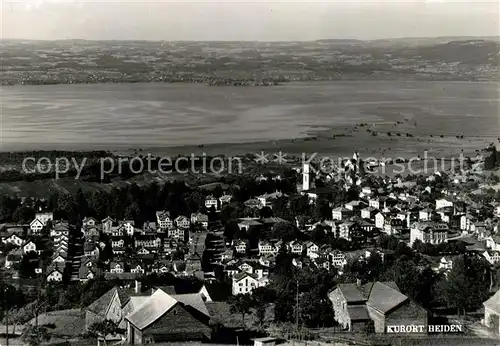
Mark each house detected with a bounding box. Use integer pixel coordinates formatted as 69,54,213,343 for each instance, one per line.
495,205,500,218
361,207,378,220
205,196,219,211
383,218,405,236
486,235,500,251
332,207,351,221
434,256,454,274
84,242,100,258
460,214,477,232
419,208,433,222
79,265,97,282
257,192,285,208
305,242,319,259
51,222,70,238
46,264,65,282
232,271,269,295
102,216,116,234
410,222,449,246
330,251,347,268
174,215,190,229
483,288,500,334
328,281,428,333
436,198,454,210
111,227,124,237
3,233,25,247
339,222,362,241
110,262,125,274
5,249,22,269
244,199,262,209
125,289,211,344
85,287,128,329
111,237,125,249
83,217,98,228
29,218,45,235
345,200,368,213
156,211,173,229
118,221,135,236
374,212,386,229
238,219,261,232
483,250,500,265
22,240,37,254
233,240,247,254
369,197,386,210
191,213,209,229
219,195,232,206
167,228,186,241
288,240,304,255
130,264,145,274
258,241,278,256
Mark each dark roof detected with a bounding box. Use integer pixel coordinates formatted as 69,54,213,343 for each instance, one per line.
365,282,408,314
347,306,371,321
337,283,367,303
86,287,117,315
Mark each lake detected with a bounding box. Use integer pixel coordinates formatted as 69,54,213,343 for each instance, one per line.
1,81,499,157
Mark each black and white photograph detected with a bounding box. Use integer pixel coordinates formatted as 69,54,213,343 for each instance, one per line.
1,1,500,345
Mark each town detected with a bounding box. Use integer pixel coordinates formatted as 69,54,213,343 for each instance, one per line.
1,147,500,346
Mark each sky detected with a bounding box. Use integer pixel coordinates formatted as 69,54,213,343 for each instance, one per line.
1,0,499,41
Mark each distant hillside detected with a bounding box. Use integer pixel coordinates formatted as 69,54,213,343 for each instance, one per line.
2,37,499,85
395,40,500,65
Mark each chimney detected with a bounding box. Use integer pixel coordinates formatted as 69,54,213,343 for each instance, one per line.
356,278,362,287
134,280,142,294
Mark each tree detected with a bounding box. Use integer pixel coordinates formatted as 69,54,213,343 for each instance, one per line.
251,287,276,328
85,320,124,344
440,255,491,317
21,325,51,346
229,294,254,326
272,222,300,242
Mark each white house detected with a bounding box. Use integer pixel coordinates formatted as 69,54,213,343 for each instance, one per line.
2,233,24,247
35,212,53,225
46,267,64,282
232,271,269,295
332,207,350,221
330,251,347,268
435,198,454,210
375,212,386,229
361,207,378,220
175,215,191,229
288,241,304,255
483,250,500,265
258,241,278,256
419,208,433,221
29,218,45,235
495,205,500,217
22,241,37,254
156,211,173,229
305,242,319,259
234,240,247,254
486,236,500,251
410,222,448,246
118,221,135,236
205,196,219,211
110,262,125,274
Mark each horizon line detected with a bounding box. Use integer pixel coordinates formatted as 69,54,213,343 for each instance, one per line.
1,35,500,43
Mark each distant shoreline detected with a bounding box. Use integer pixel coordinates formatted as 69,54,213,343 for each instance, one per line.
2,74,497,87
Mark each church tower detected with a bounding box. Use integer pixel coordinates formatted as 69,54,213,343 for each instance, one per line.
303,163,313,191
